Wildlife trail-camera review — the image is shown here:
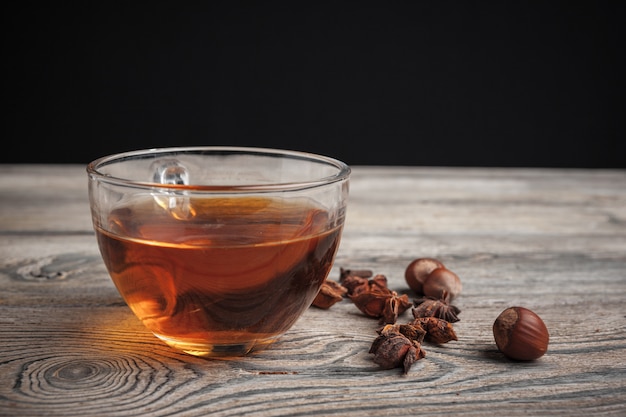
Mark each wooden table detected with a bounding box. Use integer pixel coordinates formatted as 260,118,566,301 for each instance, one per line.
1,164,625,416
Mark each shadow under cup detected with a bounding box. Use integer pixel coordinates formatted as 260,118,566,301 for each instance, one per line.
87,147,350,357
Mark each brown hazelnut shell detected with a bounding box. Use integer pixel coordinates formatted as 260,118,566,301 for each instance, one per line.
404,257,444,294
422,267,462,300
493,306,549,361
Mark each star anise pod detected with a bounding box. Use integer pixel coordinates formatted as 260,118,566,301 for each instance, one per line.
378,323,427,344
380,291,412,324
342,273,387,297
350,282,411,324
339,267,373,282
312,279,348,309
410,317,458,344
412,295,461,323
369,324,426,374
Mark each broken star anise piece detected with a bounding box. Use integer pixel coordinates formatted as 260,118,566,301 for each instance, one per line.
410,317,458,344
312,279,348,309
369,324,426,374
412,295,461,323
350,279,411,324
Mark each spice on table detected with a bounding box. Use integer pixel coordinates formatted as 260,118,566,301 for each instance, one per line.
381,323,427,343
312,279,348,309
339,267,374,282
369,324,426,374
341,272,385,297
350,276,411,324
410,317,458,344
339,265,460,374
412,295,461,323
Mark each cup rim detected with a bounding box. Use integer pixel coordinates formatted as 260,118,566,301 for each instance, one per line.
87,146,351,192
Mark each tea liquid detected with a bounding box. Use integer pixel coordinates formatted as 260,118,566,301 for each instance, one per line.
95,196,342,356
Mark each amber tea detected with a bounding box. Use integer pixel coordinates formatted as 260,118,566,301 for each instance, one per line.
88,147,350,357
96,195,343,356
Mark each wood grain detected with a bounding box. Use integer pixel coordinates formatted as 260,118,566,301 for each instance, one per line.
1,165,625,416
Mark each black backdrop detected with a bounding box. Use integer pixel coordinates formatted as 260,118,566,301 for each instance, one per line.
3,2,625,168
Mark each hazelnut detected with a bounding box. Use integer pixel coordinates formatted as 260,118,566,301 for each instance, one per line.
493,306,549,361
404,257,444,294
422,267,462,301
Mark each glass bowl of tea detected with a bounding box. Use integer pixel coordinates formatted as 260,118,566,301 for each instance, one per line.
87,146,350,358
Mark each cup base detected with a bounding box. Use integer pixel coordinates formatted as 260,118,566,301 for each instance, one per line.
154,333,281,358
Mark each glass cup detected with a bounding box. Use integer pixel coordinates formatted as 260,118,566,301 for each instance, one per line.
87,147,350,357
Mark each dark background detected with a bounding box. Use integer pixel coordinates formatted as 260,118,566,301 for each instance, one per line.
3,2,625,168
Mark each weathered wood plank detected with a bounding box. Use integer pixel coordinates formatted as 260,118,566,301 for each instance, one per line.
1,165,625,416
